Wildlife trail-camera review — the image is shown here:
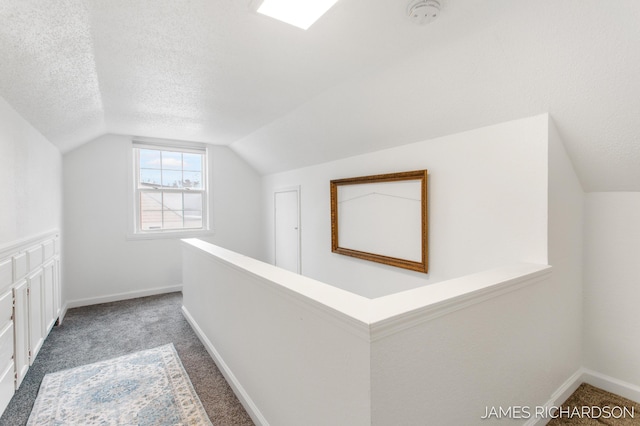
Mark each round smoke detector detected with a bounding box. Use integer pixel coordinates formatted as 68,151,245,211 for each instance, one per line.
407,0,441,25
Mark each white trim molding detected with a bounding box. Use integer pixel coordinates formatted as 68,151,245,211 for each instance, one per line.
0,229,60,261
581,368,640,405
65,284,183,310
58,302,69,325
524,368,640,426
523,369,584,426
368,263,552,341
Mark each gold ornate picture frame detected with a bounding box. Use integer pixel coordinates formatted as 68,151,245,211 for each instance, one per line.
330,170,428,273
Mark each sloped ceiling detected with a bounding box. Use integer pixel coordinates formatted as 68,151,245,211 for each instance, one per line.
1,0,639,191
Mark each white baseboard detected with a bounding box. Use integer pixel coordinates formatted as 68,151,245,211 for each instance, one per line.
65,284,183,310
58,302,69,325
524,369,584,426
524,368,640,426
181,306,269,426
581,368,640,404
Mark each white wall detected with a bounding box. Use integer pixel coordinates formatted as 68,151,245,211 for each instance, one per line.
371,272,561,425
63,134,263,304
546,118,584,382
0,97,62,247
262,114,549,298
584,193,640,388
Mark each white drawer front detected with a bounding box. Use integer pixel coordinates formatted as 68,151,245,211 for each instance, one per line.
0,322,13,371
0,290,12,328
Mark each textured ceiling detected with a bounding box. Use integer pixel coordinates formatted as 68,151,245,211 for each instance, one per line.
1,0,639,191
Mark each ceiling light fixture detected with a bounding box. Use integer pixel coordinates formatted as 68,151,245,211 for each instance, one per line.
407,0,441,25
252,0,340,30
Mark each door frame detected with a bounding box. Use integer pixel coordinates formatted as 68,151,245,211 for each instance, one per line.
273,186,301,274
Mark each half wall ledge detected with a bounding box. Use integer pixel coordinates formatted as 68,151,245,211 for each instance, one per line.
181,237,551,341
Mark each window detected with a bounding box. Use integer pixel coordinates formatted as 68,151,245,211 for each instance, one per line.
131,141,209,237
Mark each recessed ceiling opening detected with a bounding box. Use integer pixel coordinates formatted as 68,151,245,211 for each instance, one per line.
253,0,340,30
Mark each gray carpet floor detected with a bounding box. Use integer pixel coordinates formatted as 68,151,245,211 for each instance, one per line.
0,292,254,426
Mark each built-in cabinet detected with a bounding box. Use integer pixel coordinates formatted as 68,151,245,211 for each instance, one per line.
0,232,61,415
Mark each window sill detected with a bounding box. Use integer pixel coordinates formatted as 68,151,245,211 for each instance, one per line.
126,229,215,241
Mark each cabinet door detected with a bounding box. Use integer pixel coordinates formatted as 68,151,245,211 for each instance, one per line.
0,289,11,329
0,290,14,388
42,261,56,333
54,257,61,319
0,275,14,414
0,361,14,418
13,280,29,388
27,269,44,366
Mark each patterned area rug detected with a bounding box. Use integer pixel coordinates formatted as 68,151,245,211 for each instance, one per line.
27,344,212,425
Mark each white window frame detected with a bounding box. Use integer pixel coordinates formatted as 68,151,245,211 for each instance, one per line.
127,138,214,240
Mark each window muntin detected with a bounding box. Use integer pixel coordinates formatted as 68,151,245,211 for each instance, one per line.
133,144,207,234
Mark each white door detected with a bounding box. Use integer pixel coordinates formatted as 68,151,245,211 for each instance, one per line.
274,188,300,273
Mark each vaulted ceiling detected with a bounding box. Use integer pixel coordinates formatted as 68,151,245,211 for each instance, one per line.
1,0,639,191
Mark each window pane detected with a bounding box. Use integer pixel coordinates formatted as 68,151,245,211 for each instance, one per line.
140,192,163,230
139,149,161,169
140,212,163,230
183,153,202,172
184,193,202,211
162,151,182,170
163,192,183,229
163,210,184,229
140,169,161,187
183,171,202,189
183,211,202,229
140,192,163,210
162,170,183,188
162,192,183,212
